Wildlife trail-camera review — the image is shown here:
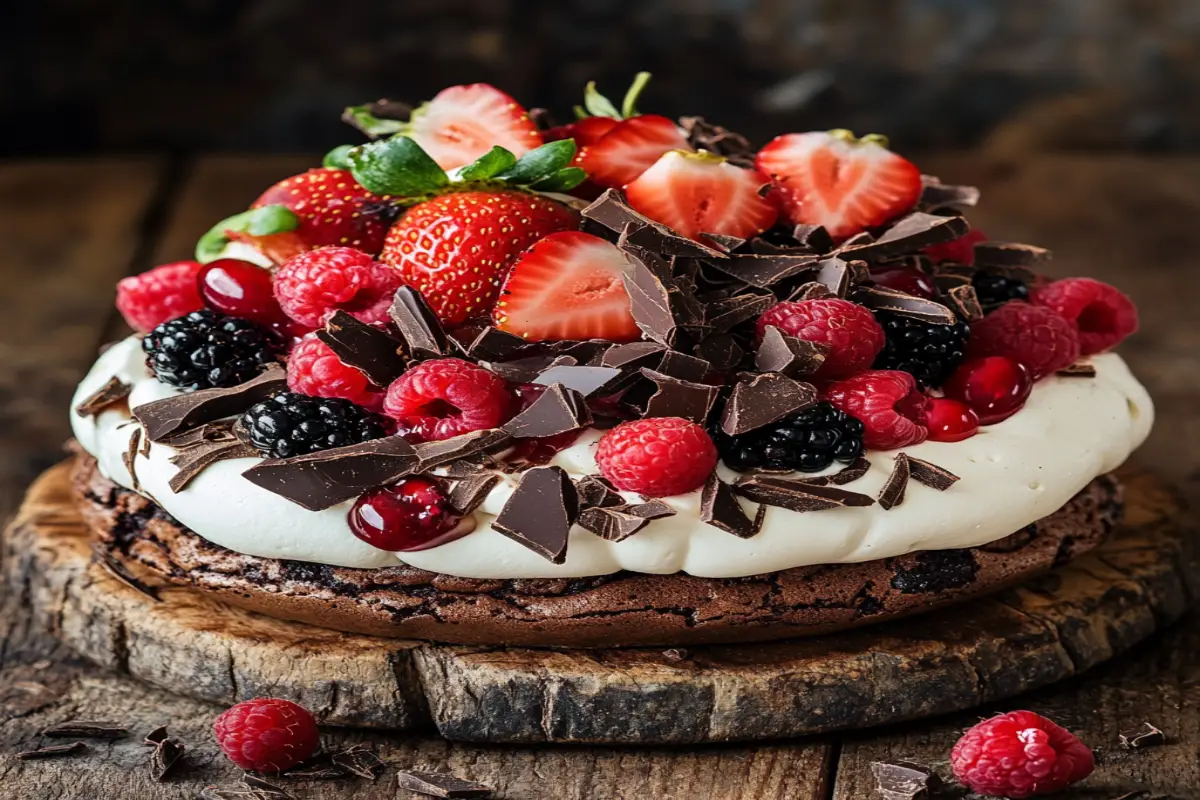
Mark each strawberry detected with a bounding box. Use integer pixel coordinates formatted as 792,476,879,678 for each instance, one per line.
543,116,620,148
579,115,691,190
624,150,779,242
494,230,641,342
381,191,578,326
402,84,543,171
755,130,922,241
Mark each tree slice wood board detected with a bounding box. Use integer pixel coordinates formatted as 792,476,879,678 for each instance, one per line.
3,461,1195,745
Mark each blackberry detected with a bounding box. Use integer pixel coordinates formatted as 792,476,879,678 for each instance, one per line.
242,392,390,459
972,270,1029,310
715,402,864,473
873,312,969,388
143,310,280,391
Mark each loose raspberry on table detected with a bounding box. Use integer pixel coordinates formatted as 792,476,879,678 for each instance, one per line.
823,370,930,450
115,260,206,332
287,333,382,409
968,302,1081,379
1033,277,1138,355
213,697,320,773
273,246,401,328
755,299,885,380
383,358,512,443
951,710,1095,798
595,417,718,497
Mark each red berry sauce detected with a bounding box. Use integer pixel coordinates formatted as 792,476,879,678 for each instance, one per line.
348,477,467,551
924,398,980,442
943,356,1032,425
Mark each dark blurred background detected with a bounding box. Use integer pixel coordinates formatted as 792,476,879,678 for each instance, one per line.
6,0,1200,158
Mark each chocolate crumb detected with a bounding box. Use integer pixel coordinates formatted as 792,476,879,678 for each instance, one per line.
448,473,501,516
869,759,944,799
133,365,287,443
662,648,689,662
1057,362,1097,378
390,286,448,359
150,736,186,781
317,310,407,386
700,472,758,537
329,744,385,779
75,376,132,417
1119,722,1167,750
906,456,960,490
720,373,817,435
395,769,493,798
492,466,578,563
42,721,129,739
17,741,89,760
878,453,911,510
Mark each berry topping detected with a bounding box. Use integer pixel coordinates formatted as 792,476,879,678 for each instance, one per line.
624,150,779,242
380,191,577,326
824,370,930,450
287,333,383,409
143,310,281,391
400,83,543,171
714,401,864,473
578,114,692,189
242,391,389,459
755,130,922,241
273,246,402,328
1033,277,1138,355
973,269,1030,311
198,258,289,327
595,417,718,497
543,116,620,148
213,698,320,773
869,266,936,299
873,313,970,389
943,356,1032,425
755,299,886,380
968,302,1081,380
383,358,512,443
115,260,205,333
923,228,986,265
493,230,640,342
348,476,466,552
923,397,980,442
950,710,1095,798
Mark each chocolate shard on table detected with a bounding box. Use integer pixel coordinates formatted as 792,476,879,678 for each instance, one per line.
906,456,960,490
242,435,419,511
640,369,719,425
74,376,132,417
492,466,579,563
755,326,828,378
150,736,186,781
316,310,408,386
16,741,89,760
1119,721,1167,749
838,211,969,262
878,453,911,510
42,721,129,739
414,428,512,472
973,241,1052,267
329,744,385,779
720,373,818,436
502,383,591,439
856,285,958,324
133,365,286,443
734,474,875,512
582,189,725,259
242,774,295,799
395,769,494,799
700,472,758,537
447,472,501,516
869,759,944,800
143,725,169,746
389,286,449,359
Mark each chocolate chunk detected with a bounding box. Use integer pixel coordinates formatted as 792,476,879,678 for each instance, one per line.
576,475,624,509
485,354,566,384
389,286,448,359
43,721,129,739
734,475,875,512
395,770,493,798
75,376,132,417
582,189,725,259
534,365,624,397
627,498,675,520
283,763,348,780
578,506,653,541
143,725,169,745
503,383,591,439
906,456,960,490
839,212,969,261
792,223,834,253
602,341,667,371
701,473,758,537
870,759,944,800
973,241,1052,267
414,429,512,472
919,175,980,209
242,774,295,799
16,741,89,760
856,285,957,324
720,373,817,435
640,369,719,424
1119,722,1167,749
330,744,385,779
447,473,501,516
695,333,744,372
492,466,578,563
316,310,407,386
755,326,828,378
878,453,911,510
946,284,984,321
704,293,776,331
466,326,529,361
814,257,853,297
133,365,286,442
621,251,683,346
654,350,711,382
168,439,258,492
679,116,757,167
242,435,419,511
787,281,836,301
123,428,142,493
703,253,817,288
150,736,186,781
1057,362,1097,378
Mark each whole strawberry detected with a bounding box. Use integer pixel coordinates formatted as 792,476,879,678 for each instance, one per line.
951,710,1095,798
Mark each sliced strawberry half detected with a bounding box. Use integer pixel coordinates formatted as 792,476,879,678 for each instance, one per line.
755,130,922,241
578,114,692,189
404,84,543,170
493,231,642,342
624,150,779,243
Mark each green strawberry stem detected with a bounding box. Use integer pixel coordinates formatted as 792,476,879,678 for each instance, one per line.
341,104,407,139
574,72,653,121
322,145,356,169
195,206,299,263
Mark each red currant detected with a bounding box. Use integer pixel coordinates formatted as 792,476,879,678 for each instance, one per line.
924,398,980,442
199,259,288,326
870,267,936,299
943,356,1032,425
348,477,468,551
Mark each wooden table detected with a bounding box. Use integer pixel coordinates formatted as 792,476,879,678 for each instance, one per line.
0,154,1197,798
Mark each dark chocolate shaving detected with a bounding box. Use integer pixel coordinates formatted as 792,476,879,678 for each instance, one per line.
329,744,385,779
578,506,653,542
389,286,448,359
242,435,419,511
283,763,348,780
447,473,501,516
395,770,494,799
75,376,132,417
123,428,142,493
133,365,286,443
946,284,984,321
43,721,128,739
814,257,853,297
97,548,161,601
788,281,836,301
575,475,624,509
870,759,944,800
1119,722,1167,749
906,456,960,490
533,365,624,397
856,285,957,324
820,457,871,486
678,116,756,167
1057,362,1097,378
503,383,591,439
720,373,817,435
168,439,257,492
492,466,578,563
414,429,511,472
242,774,295,799
16,741,89,760
973,241,1052,267
640,369,719,424
919,175,980,209
735,475,875,512
150,736,186,781
839,212,969,262
878,453,911,510
700,473,758,537
704,294,776,332
703,253,817,289
466,326,528,361
316,310,407,386
583,189,725,259
755,326,828,378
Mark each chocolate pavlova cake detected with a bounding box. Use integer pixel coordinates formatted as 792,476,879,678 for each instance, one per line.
70,75,1151,647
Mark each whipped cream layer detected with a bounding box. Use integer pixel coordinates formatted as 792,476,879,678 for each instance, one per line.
71,336,1154,579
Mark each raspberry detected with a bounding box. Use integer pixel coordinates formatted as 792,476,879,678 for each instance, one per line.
968,302,1081,380
1033,277,1138,355
213,697,320,772
823,370,929,450
951,710,1095,798
349,476,467,551
287,333,382,409
383,358,512,443
596,417,717,497
273,246,402,328
923,228,986,265
115,260,205,332
755,299,885,380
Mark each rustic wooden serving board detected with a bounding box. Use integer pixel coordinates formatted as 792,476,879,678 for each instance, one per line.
6,461,1193,746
